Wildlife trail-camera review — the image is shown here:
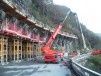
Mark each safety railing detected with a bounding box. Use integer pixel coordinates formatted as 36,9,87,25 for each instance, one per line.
70,60,101,76
69,55,101,76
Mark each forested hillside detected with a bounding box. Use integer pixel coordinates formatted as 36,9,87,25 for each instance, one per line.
18,0,101,49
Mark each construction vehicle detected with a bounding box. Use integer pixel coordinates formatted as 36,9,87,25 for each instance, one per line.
41,11,71,63
41,24,63,63
91,50,101,55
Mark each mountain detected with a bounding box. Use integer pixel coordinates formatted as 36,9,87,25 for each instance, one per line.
96,33,101,37
22,0,101,49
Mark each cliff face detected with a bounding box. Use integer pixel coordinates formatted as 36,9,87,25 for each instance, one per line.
31,0,78,33
22,0,101,49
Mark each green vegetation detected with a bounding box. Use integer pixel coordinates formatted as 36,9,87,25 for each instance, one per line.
85,55,101,73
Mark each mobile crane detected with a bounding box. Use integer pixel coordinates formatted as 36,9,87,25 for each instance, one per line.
41,11,71,63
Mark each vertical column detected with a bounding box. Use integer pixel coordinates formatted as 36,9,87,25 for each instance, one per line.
3,36,8,63
8,39,13,61
23,42,30,60
13,39,15,61
33,43,37,58
38,43,43,62
19,39,22,60
22,41,26,59
26,42,28,59
27,42,30,60
36,42,42,61
29,42,31,59
0,36,4,64
33,42,42,60
38,43,42,57
35,43,39,57
14,39,22,62
33,43,38,58
30,43,33,59
27,42,32,60
29,42,32,59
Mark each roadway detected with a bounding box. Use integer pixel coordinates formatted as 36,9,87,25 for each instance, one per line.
0,61,71,76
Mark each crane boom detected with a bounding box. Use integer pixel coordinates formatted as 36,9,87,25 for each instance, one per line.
45,24,63,47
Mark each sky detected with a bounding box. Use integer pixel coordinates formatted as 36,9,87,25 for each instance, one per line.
53,0,101,33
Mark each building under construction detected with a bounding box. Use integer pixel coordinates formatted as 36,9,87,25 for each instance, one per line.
0,0,77,64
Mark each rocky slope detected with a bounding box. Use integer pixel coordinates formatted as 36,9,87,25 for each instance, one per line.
16,0,101,50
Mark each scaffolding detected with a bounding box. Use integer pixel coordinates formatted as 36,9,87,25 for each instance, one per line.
0,35,8,64
33,42,42,60
8,38,22,62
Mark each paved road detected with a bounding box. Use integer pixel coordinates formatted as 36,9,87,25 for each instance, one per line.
0,61,71,76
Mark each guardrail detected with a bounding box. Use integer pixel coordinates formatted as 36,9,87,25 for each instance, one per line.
69,59,101,76
72,53,91,62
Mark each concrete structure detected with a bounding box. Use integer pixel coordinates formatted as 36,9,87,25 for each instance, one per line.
0,0,77,64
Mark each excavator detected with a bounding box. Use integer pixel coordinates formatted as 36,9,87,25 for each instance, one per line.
41,11,71,63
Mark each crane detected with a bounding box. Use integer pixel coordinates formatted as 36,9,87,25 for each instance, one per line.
41,11,71,63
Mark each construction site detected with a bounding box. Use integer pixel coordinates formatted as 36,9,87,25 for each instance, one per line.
0,0,77,76
0,0,101,76
0,0,77,64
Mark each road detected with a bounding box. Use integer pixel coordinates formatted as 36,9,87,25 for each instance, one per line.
0,61,71,76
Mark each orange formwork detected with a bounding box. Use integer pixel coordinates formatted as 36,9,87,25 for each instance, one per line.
0,35,8,64
22,41,34,60
8,38,22,62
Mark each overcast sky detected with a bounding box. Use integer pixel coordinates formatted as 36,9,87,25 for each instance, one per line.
53,0,101,33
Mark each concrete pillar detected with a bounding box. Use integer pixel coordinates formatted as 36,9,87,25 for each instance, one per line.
13,39,22,62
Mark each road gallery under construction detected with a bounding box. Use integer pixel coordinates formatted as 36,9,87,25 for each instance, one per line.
0,0,77,64
0,1,101,76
